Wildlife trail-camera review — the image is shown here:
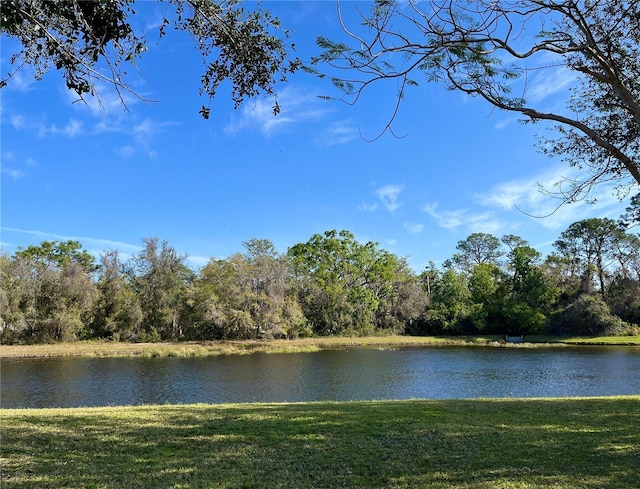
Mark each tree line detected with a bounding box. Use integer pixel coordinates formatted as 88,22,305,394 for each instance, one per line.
1,201,639,344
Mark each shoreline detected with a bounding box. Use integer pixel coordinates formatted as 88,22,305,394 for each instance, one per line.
2,334,639,359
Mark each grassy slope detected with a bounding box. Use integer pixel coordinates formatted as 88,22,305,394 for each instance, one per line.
1,335,639,359
1,397,639,488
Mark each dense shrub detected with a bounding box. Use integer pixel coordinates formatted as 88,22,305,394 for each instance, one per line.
551,294,629,335
606,278,640,327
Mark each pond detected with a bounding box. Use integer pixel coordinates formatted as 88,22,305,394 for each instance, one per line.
2,346,640,408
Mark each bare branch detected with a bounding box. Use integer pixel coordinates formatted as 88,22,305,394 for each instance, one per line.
311,0,640,200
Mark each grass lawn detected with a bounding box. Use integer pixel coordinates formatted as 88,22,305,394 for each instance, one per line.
1,335,638,359
1,397,639,488
527,335,640,345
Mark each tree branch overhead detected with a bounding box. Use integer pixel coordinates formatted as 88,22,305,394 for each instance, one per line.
310,0,640,200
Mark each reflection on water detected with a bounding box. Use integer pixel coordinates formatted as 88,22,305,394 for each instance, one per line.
1,346,639,408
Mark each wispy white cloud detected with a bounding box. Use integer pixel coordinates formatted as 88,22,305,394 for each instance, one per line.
1,227,143,254
487,49,576,117
422,203,512,234
359,183,404,212
475,177,545,211
527,65,577,104
3,68,36,92
10,115,26,130
404,222,424,234
376,184,403,212
133,118,179,145
422,159,630,239
63,118,83,137
316,119,359,146
112,118,179,158
118,145,136,157
144,11,169,31
1,167,25,179
493,117,517,130
0,154,35,179
358,203,379,211
37,118,84,138
95,118,124,135
422,203,466,229
64,80,146,118
225,99,291,135
10,103,170,158
93,113,175,156
1,227,210,269
224,86,329,136
60,80,169,154
12,79,141,138
474,164,627,230
463,212,513,235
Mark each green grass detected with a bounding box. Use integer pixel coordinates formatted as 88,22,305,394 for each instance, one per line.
2,397,639,488
528,335,640,345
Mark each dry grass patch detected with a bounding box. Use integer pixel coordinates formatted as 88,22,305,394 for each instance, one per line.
2,335,638,359
0,337,487,359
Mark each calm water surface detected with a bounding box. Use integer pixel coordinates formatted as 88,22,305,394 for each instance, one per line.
2,346,639,408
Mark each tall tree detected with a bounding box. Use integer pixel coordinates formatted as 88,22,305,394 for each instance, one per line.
14,240,98,272
311,0,640,197
423,267,472,334
609,232,640,281
501,244,550,334
288,230,400,336
191,242,307,340
450,232,504,274
125,237,193,340
374,257,428,334
1,0,300,117
467,262,503,332
241,238,305,338
504,241,543,296
605,276,640,327
193,255,258,339
542,252,580,307
0,253,27,342
91,250,143,340
619,193,640,229
553,218,620,295
7,241,98,342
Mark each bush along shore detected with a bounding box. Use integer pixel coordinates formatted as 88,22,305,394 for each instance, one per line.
1,397,639,489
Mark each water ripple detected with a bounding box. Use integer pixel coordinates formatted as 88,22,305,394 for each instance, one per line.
2,346,639,408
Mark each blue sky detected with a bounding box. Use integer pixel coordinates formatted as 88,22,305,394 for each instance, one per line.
1,1,634,271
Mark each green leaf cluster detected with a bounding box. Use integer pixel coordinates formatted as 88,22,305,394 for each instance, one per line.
1,0,299,117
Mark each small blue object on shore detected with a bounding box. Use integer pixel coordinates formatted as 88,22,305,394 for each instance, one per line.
505,335,524,343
